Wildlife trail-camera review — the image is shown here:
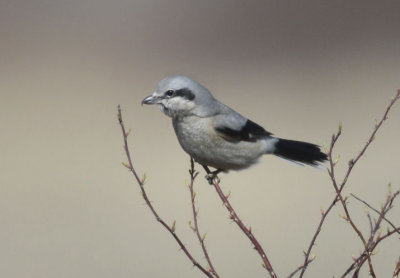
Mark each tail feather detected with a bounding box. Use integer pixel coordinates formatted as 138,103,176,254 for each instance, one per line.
273,138,327,166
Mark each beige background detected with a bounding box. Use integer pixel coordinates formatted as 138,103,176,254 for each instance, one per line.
1,0,399,277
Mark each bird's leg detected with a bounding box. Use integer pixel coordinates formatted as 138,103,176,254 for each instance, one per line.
202,165,222,185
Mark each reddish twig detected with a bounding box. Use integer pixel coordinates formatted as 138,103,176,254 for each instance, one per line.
351,192,400,235
297,126,342,278
332,90,400,277
299,90,400,278
342,226,400,278
287,256,316,278
117,105,213,278
342,189,400,277
393,257,400,278
204,166,277,278
188,158,220,278
328,135,374,276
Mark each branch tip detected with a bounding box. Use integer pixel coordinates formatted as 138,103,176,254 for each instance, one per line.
126,128,132,137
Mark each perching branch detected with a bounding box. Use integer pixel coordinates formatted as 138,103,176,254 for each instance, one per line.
203,166,278,278
117,105,214,278
118,89,399,278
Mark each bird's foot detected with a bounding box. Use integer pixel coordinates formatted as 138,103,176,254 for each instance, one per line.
205,172,220,185
201,165,223,185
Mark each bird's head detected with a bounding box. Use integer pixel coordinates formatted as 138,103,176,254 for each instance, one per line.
142,75,217,118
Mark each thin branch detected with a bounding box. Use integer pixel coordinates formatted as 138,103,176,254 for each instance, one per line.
351,192,400,235
298,127,342,278
299,89,400,278
393,256,400,278
188,158,220,278
328,135,374,276
342,226,400,278
287,256,316,278
366,211,374,236
204,166,278,278
117,105,213,278
341,189,400,277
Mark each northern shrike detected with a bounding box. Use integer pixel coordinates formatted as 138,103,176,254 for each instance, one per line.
142,75,327,183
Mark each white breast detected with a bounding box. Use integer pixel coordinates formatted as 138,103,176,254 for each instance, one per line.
172,116,273,170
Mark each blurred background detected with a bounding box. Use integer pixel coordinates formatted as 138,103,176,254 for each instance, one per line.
1,0,399,277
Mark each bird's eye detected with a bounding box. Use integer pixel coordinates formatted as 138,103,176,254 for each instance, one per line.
165,90,174,97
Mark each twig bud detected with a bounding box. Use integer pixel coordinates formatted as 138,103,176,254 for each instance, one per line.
334,155,340,165
126,128,132,137
122,162,131,169
141,173,146,184
377,227,382,238
370,135,375,142
338,122,343,132
171,220,176,233
339,214,348,221
201,233,207,241
188,220,195,231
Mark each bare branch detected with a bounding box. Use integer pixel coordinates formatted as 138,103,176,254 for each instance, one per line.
203,166,278,278
117,105,213,278
299,90,400,278
351,192,400,235
393,256,400,278
287,256,316,278
342,189,400,277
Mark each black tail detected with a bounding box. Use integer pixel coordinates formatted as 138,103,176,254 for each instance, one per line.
274,138,327,166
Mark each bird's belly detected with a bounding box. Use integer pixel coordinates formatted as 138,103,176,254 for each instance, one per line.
173,118,266,170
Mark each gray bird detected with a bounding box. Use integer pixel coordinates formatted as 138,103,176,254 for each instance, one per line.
142,75,327,183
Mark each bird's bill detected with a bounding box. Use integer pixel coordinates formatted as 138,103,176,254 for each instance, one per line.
141,94,159,105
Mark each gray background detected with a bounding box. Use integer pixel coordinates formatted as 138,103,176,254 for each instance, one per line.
1,0,399,277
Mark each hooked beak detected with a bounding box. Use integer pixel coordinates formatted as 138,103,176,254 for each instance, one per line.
141,94,159,106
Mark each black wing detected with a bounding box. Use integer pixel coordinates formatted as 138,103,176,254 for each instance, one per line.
215,119,272,142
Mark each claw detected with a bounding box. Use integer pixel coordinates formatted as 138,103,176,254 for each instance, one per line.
201,165,222,185
205,173,220,185
205,174,213,184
